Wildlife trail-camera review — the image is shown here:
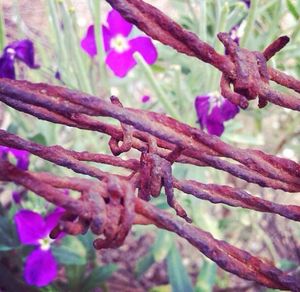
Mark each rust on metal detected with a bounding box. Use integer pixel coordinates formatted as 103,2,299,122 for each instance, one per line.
0,79,299,289
107,0,300,111
0,0,299,289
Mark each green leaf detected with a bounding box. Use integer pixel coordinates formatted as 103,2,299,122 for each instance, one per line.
134,252,155,278
0,263,39,292
278,259,298,270
7,123,19,134
152,230,173,262
28,133,48,145
81,264,118,291
77,231,95,257
150,285,172,292
153,198,170,210
40,286,61,292
65,265,86,290
195,260,217,292
166,245,194,292
286,0,299,19
52,236,87,265
0,217,19,251
134,230,173,278
151,63,166,73
0,10,5,51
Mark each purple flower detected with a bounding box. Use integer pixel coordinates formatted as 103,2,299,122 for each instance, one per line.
241,0,250,8
195,93,239,136
55,70,61,80
141,95,151,103
12,189,27,204
81,9,158,77
0,146,29,170
0,146,30,203
0,39,39,79
228,0,250,46
229,24,240,45
14,209,64,287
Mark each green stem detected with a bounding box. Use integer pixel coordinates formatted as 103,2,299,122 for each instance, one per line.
187,0,199,34
291,19,300,39
210,2,229,91
175,68,184,112
134,53,180,120
89,0,109,91
60,1,93,93
240,0,258,48
198,0,207,42
0,6,5,51
13,0,21,38
257,0,278,14
47,0,73,85
266,1,282,45
213,0,222,47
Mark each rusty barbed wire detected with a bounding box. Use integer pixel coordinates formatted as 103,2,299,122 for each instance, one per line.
0,78,299,289
0,79,299,192
0,158,299,290
106,0,300,111
0,0,299,289
0,128,299,222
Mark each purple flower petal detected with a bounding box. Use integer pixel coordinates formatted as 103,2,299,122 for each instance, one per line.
11,148,30,170
141,95,150,103
206,106,225,136
55,71,61,80
105,49,136,77
81,24,114,57
221,100,239,121
195,94,239,136
106,9,132,37
14,210,47,245
129,36,158,65
194,95,210,128
81,25,98,57
0,146,9,157
12,190,22,204
12,189,27,204
24,249,57,287
229,24,240,46
0,54,15,79
0,146,29,170
102,25,113,52
45,208,64,234
241,0,250,8
7,39,38,68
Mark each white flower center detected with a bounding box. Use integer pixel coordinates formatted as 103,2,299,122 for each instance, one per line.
208,92,224,113
110,34,129,53
38,236,54,251
6,48,16,60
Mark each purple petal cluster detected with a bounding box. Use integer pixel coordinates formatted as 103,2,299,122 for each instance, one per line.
195,94,239,136
0,146,29,170
0,39,38,79
81,9,158,77
14,209,64,287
